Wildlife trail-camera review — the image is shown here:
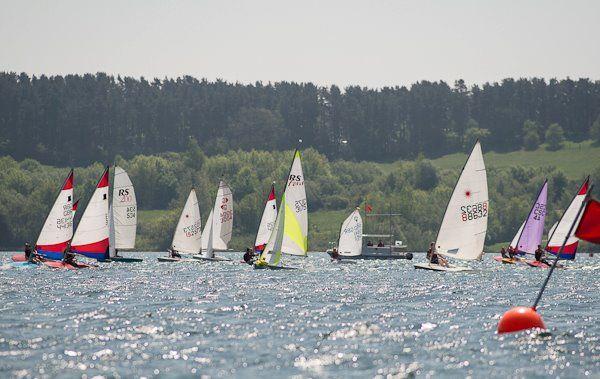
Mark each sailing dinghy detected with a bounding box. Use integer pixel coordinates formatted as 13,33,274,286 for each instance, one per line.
71,167,110,261
495,181,548,264
254,149,308,270
331,208,362,264
193,180,233,261
544,177,590,260
159,188,203,262
414,141,488,272
108,166,141,262
254,183,277,255
12,170,75,262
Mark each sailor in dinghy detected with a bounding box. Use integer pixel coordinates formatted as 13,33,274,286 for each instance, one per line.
495,180,548,265
329,208,362,264
192,180,233,262
414,140,489,272
254,148,308,270
158,188,203,262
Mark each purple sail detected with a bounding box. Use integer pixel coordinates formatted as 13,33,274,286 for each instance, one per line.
516,181,548,255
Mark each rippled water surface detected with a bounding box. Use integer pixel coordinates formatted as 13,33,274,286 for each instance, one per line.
1,252,599,378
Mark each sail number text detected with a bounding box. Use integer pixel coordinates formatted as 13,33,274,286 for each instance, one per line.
56,204,73,230
460,201,488,221
294,199,307,212
532,202,546,221
184,220,201,237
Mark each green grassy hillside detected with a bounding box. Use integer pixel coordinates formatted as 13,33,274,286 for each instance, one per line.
377,141,600,180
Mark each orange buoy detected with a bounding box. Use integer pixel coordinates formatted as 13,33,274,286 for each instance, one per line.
497,306,546,334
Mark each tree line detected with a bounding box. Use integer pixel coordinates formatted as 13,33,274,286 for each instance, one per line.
1,146,597,251
1,72,600,166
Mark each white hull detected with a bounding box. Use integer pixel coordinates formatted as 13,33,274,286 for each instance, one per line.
413,263,474,272
192,255,232,262
157,257,200,262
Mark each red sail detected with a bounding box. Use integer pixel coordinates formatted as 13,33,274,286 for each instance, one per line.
575,199,600,244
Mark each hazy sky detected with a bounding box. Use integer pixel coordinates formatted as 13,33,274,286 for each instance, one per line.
1,0,599,88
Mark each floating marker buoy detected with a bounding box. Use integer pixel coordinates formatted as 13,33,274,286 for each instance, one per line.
497,306,546,334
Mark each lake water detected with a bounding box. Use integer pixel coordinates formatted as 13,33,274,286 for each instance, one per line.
0,252,598,378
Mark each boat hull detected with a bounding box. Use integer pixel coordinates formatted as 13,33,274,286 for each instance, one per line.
192,255,232,262
43,261,93,270
413,263,473,272
253,263,297,270
157,257,199,262
493,256,522,264
340,252,413,260
109,257,143,263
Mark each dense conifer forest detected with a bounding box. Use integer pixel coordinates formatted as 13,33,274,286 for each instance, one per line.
1,72,599,165
1,72,599,251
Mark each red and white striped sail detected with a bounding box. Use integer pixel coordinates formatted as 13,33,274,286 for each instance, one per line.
35,170,74,259
546,178,589,259
172,189,202,254
254,183,277,252
71,167,110,260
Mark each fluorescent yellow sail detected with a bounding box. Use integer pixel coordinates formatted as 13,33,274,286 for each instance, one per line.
258,149,308,267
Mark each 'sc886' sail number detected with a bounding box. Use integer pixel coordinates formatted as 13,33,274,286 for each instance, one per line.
460,201,488,221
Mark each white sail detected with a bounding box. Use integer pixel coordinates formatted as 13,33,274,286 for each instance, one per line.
254,184,277,251
36,170,74,257
108,204,116,257
261,150,308,265
436,141,488,261
546,179,589,257
338,209,362,256
509,221,525,249
112,166,137,249
548,221,558,239
212,180,233,250
201,181,233,257
171,189,202,254
201,209,213,251
71,168,110,258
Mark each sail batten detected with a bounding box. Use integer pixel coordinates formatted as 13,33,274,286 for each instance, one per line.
436,141,488,261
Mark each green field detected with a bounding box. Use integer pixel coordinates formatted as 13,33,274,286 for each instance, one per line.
376,141,600,179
